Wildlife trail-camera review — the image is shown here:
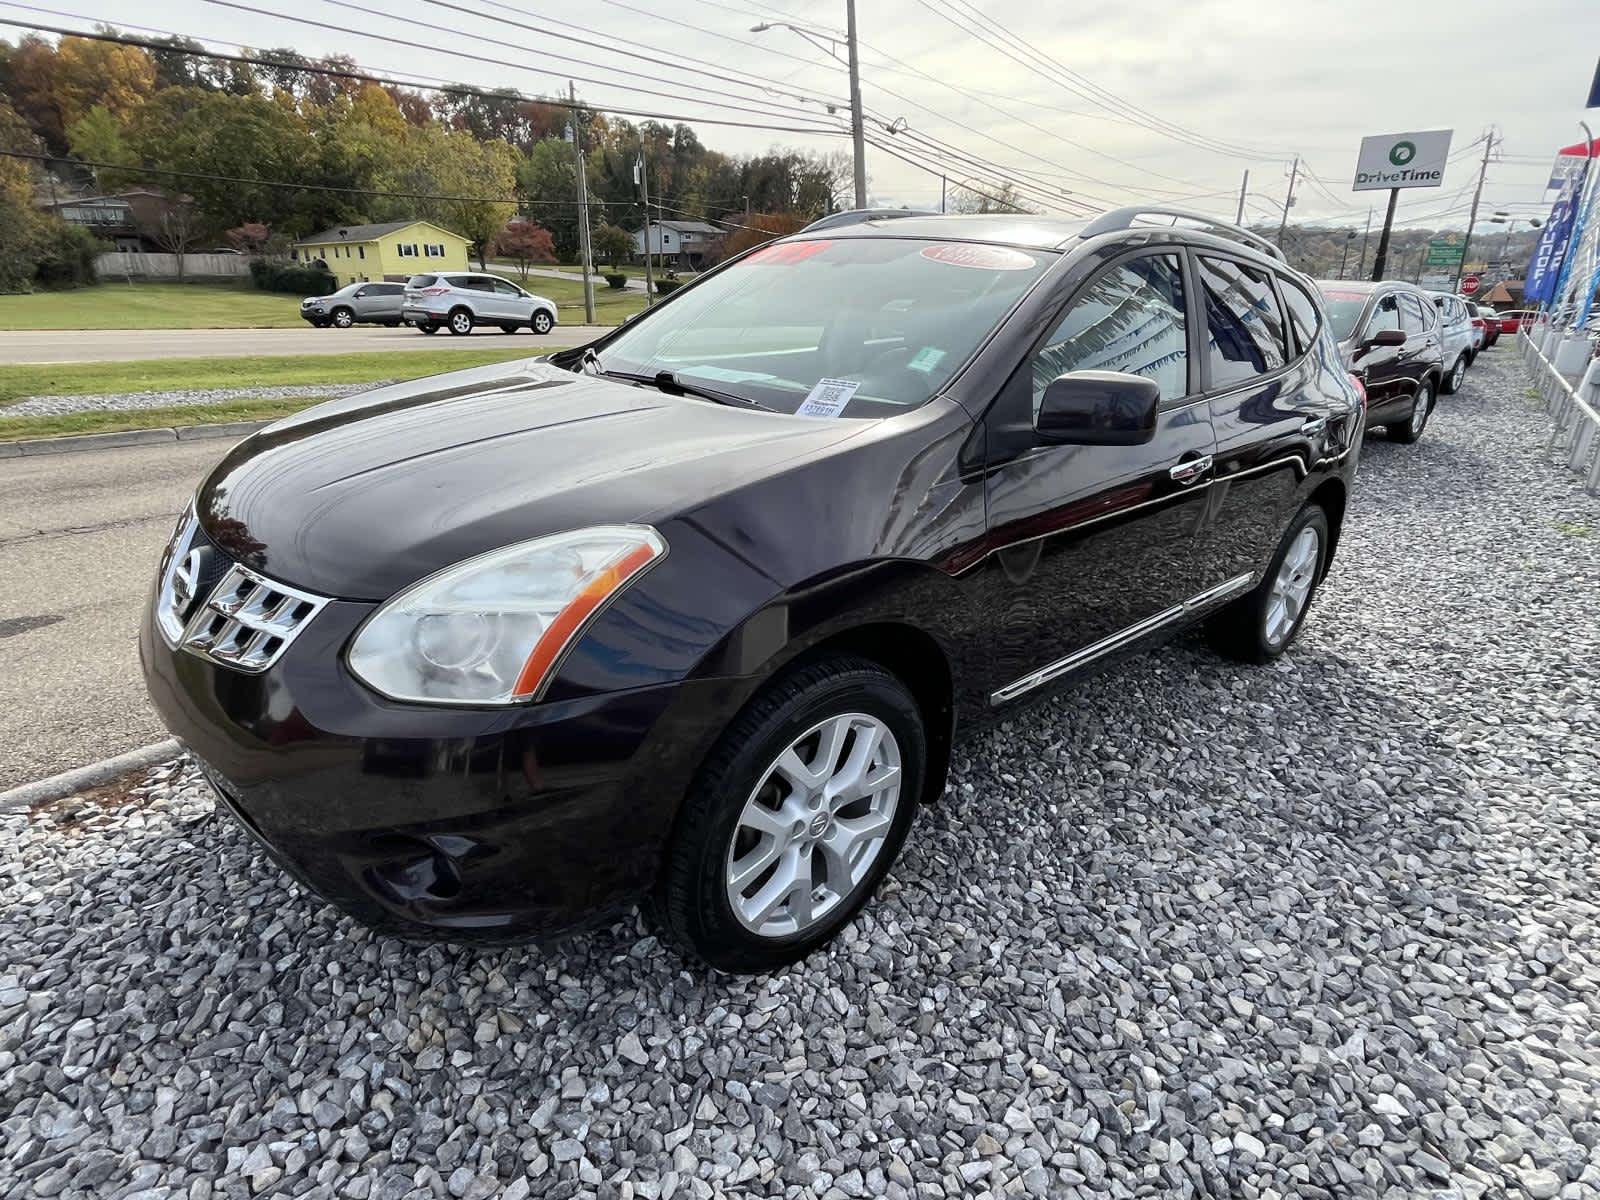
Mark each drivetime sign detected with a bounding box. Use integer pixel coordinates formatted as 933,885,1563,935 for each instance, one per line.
1353,130,1453,191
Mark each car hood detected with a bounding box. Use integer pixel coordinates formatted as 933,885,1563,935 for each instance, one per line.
196,358,869,600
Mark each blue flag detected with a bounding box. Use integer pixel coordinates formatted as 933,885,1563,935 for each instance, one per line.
1526,166,1586,303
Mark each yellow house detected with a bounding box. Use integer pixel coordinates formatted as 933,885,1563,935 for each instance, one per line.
291,220,471,287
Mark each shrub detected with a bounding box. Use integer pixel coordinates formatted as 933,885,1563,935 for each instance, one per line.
32,220,102,288
654,275,684,296
249,258,336,295
604,272,627,290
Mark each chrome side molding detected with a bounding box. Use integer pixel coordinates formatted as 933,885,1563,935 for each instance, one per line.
989,572,1253,705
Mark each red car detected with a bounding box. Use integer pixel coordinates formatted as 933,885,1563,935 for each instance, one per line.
1495,309,1539,336
1470,305,1497,350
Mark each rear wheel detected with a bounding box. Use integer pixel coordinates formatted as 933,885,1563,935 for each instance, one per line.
1208,504,1330,664
499,323,521,334
417,322,439,335
650,655,925,973
330,307,354,329
447,308,474,336
1389,377,1433,444
532,310,554,335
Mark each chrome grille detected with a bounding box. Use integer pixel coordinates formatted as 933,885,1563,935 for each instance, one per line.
180,563,327,672
155,512,327,673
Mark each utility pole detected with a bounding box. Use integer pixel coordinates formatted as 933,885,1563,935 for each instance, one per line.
1453,129,1496,293
1236,169,1248,225
569,82,595,324
845,0,866,209
636,148,655,306
1276,156,1298,248
1337,230,1355,279
1370,188,1400,281
1357,206,1372,278
940,174,946,214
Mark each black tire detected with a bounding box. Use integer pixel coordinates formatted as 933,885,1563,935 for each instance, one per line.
649,655,925,973
446,308,474,336
384,320,402,328
1440,355,1466,395
499,323,521,334
1389,376,1434,444
532,311,554,335
1207,503,1331,665
418,322,439,335
330,307,354,329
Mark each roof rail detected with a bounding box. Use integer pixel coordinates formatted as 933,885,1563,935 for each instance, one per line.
800,207,931,232
1078,206,1286,262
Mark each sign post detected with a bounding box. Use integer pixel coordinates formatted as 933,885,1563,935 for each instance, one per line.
1353,129,1453,281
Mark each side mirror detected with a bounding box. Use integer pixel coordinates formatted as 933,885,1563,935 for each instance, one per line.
1036,370,1160,446
1363,328,1407,350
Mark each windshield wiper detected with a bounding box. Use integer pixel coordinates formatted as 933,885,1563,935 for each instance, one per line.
603,368,771,411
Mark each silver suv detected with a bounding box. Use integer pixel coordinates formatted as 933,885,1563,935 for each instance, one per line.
403,273,559,336
1426,291,1476,394
300,282,406,329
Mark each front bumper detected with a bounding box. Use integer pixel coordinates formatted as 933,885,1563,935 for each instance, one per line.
139,581,738,942
300,307,327,324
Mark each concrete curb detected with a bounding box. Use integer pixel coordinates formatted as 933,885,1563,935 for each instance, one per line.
0,739,182,813
0,419,271,459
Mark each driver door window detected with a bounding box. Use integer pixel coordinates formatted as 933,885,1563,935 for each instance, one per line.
1365,295,1402,340
1030,253,1189,416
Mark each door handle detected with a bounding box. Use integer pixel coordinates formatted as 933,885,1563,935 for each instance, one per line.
1301,416,1328,437
1169,454,1213,484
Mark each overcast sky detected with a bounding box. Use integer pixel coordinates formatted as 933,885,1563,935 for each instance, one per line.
20,0,1599,230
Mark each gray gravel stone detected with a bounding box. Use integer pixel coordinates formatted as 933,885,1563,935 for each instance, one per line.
1,382,382,419
1,353,1598,1199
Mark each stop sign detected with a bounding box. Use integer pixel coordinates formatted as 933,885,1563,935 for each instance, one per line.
1461,275,1481,296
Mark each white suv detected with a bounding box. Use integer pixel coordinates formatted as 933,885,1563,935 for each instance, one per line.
403,273,559,336
1426,291,1476,394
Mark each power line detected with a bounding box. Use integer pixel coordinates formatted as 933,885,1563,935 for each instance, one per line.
0,15,851,135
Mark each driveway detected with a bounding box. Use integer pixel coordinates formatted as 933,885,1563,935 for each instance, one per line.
3,352,1599,1198
0,324,613,364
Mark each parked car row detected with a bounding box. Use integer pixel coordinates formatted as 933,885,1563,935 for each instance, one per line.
300,273,559,336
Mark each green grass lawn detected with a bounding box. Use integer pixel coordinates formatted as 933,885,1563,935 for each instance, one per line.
513,274,647,323
0,348,562,406
0,397,319,443
0,282,307,330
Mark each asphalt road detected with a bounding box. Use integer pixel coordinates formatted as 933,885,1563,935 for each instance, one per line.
0,323,613,364
0,439,224,790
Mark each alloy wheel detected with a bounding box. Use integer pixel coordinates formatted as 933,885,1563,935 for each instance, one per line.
534,312,553,334
1449,359,1464,392
450,311,473,335
333,309,352,328
725,712,902,938
1410,385,1431,436
1264,526,1320,646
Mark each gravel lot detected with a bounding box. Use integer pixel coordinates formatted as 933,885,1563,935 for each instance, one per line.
3,351,1598,1200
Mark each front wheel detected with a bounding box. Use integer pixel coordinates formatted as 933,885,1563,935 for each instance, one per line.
1440,355,1465,395
331,307,354,329
650,655,925,973
1389,377,1433,444
532,310,554,335
499,323,521,334
1207,504,1330,664
447,308,474,336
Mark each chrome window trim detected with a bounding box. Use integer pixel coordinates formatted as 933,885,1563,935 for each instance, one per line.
989,572,1254,705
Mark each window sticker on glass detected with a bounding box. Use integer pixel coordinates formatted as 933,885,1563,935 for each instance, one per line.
746,240,832,265
795,378,860,417
919,244,1036,271
907,347,947,373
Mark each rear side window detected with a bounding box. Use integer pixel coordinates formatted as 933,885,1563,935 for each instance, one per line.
1280,279,1322,354
1197,256,1288,388
407,275,437,288
1031,253,1189,408
444,275,477,289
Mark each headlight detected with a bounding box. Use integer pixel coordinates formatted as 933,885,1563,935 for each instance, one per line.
347,525,666,705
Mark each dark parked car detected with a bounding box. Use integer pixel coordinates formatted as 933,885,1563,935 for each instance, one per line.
1315,280,1445,444
143,209,1363,972
300,281,406,329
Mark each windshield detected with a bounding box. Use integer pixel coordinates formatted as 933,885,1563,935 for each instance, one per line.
595,237,1055,417
1319,290,1369,341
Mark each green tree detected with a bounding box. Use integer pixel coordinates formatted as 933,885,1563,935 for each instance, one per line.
65,104,134,188
515,137,582,260
592,222,634,267
0,97,44,291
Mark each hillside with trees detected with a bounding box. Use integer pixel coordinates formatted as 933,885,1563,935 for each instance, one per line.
0,29,852,290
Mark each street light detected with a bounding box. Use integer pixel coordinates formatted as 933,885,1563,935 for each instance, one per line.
751,6,866,209
1489,215,1542,262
